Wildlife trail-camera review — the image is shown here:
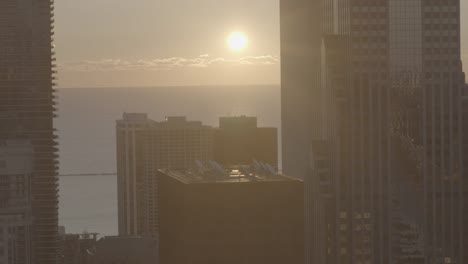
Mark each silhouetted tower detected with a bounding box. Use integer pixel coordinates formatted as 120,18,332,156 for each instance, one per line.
281,0,466,263
0,0,59,263
158,167,303,264
214,116,278,167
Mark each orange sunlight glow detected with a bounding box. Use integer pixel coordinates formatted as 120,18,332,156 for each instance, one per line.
227,32,248,51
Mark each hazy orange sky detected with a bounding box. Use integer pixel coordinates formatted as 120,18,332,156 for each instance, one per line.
55,0,468,88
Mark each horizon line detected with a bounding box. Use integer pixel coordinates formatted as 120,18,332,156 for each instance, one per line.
56,83,281,89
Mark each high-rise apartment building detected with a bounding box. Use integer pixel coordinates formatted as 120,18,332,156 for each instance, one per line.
214,116,278,167
157,166,303,264
116,114,215,237
0,141,34,264
281,0,466,263
116,114,278,238
0,1,58,263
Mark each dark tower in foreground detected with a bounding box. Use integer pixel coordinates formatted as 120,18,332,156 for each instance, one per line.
158,167,304,264
281,0,466,263
0,0,58,263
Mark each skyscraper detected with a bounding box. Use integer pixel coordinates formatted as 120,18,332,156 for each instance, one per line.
0,1,58,263
116,114,279,238
158,166,303,264
116,114,215,237
0,140,34,264
281,0,466,263
214,116,278,167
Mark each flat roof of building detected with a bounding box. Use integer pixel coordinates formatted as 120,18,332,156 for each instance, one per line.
117,114,208,128
158,166,301,185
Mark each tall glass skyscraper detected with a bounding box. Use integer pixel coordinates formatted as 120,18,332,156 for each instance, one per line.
281,0,466,263
0,0,58,263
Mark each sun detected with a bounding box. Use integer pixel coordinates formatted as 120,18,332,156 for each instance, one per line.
227,32,248,51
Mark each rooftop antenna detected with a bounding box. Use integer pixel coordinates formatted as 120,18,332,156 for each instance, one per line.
265,163,277,176
196,160,205,170
195,160,206,176
259,162,269,176
208,160,226,179
253,159,261,170
252,159,262,176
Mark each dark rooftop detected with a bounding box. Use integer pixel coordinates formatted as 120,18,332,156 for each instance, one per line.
158,162,301,185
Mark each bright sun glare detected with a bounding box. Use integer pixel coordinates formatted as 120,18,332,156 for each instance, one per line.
227,32,248,51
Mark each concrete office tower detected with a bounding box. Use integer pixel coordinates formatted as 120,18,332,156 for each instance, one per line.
0,1,59,263
281,0,466,263
116,114,215,237
0,141,34,264
214,116,278,167
157,166,303,264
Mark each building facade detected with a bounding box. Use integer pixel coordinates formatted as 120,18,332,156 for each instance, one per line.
0,1,58,263
116,114,278,238
0,141,33,264
58,232,97,264
157,166,303,264
214,116,278,167
281,0,466,263
116,114,215,237
91,236,158,264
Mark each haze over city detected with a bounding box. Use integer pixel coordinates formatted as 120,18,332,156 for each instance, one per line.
2,0,468,264
54,0,468,88
55,0,280,87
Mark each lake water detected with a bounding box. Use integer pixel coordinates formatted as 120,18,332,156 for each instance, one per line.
56,86,281,236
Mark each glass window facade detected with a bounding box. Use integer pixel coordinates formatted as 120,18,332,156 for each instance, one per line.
281,0,466,263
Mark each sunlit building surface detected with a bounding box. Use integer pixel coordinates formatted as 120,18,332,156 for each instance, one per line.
157,165,303,264
281,0,466,263
0,1,58,263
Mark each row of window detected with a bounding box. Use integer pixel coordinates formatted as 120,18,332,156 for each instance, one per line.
353,49,387,55
425,48,459,55
425,72,461,79
424,36,459,42
352,18,387,24
423,5,458,12
425,60,459,67
352,24,388,31
352,36,388,43
424,12,458,18
424,24,458,30
339,224,372,231
339,212,372,219
352,6,387,13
